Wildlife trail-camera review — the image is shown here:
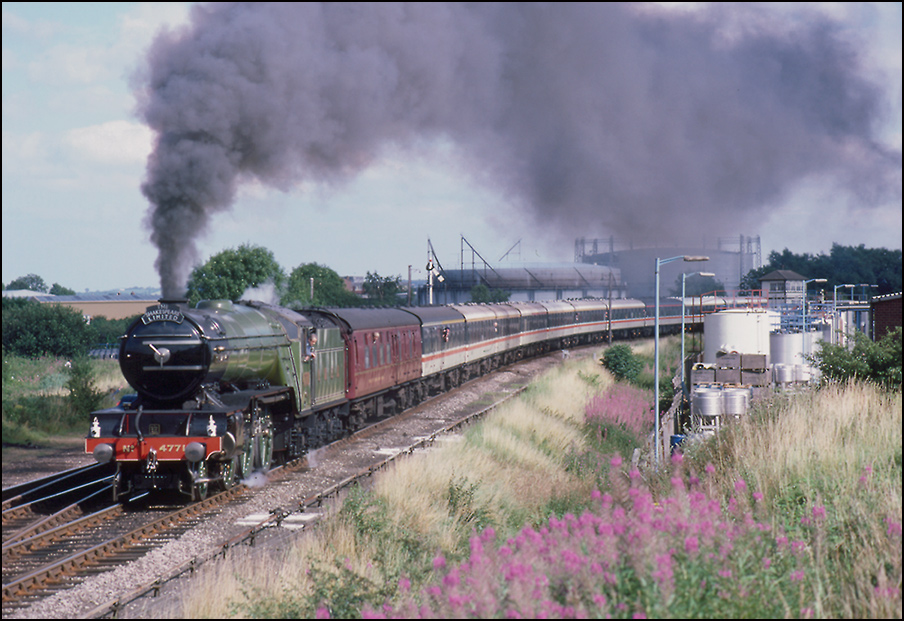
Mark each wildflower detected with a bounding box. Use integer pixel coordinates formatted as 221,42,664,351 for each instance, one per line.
316,607,331,619
433,555,447,570
611,455,623,468
705,463,716,474
763,558,771,569
887,520,902,537
671,452,684,465
753,491,764,502
734,478,747,493
398,576,410,592
801,607,814,618
790,570,805,582
812,505,826,522
684,535,699,554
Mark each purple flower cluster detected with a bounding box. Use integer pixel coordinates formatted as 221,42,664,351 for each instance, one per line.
358,461,832,619
584,384,652,437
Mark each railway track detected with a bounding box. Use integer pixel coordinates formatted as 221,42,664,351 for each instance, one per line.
2,348,590,619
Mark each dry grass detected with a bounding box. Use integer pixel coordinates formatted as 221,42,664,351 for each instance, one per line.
180,349,614,618
713,382,902,502
682,380,902,619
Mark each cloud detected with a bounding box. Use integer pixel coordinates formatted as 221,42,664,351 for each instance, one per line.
64,120,153,165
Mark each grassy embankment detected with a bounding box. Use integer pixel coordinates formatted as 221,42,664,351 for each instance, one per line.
174,336,900,619
1,355,127,452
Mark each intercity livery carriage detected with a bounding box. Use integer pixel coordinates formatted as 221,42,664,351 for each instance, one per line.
87,296,706,501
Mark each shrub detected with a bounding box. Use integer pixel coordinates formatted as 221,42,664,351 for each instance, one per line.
810,327,902,390
601,345,642,382
2,298,93,358
65,357,104,419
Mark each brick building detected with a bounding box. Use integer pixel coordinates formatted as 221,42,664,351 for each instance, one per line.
871,293,902,340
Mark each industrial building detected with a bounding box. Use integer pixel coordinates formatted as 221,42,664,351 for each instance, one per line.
575,235,762,298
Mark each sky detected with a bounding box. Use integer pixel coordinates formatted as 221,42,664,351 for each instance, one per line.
2,2,901,294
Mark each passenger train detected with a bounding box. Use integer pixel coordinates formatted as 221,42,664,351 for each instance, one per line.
86,296,720,500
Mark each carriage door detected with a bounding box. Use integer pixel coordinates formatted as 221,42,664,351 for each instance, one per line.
303,328,316,406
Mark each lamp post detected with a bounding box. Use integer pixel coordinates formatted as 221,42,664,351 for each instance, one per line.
655,255,708,466
802,278,827,362
681,271,715,399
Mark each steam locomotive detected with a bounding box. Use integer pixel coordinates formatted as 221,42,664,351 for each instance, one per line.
86,296,709,501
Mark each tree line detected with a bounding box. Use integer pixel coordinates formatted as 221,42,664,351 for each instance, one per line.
182,244,405,307
5,242,897,359
740,243,902,295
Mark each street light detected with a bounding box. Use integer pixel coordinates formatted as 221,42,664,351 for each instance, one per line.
681,271,715,399
833,283,855,312
802,278,827,361
655,255,709,466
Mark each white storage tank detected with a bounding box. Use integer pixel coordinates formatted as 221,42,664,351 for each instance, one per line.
770,331,828,367
704,309,779,365
693,387,723,418
773,363,794,385
723,387,750,416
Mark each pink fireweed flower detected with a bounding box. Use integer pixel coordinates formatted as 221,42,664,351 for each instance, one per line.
316,607,331,619
705,463,716,474
886,520,902,537
753,491,764,502
791,570,805,582
734,479,747,493
684,535,699,554
433,555,446,570
610,455,623,468
763,557,771,569
812,505,826,522
671,452,684,465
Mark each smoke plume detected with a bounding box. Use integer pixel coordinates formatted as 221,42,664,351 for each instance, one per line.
135,3,901,297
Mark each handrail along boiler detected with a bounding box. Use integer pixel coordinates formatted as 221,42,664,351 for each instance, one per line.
86,296,712,500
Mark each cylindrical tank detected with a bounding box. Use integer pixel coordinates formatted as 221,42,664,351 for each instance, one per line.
723,387,750,416
704,309,779,365
773,363,794,384
693,387,723,418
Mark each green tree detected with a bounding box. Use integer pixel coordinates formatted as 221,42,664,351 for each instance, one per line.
283,263,360,307
2,298,92,358
87,315,139,346
740,244,902,295
6,273,48,292
185,244,286,306
810,327,902,390
363,272,403,306
470,283,511,303
49,283,76,295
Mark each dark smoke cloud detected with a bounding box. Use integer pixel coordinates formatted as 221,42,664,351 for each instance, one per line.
135,2,901,297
